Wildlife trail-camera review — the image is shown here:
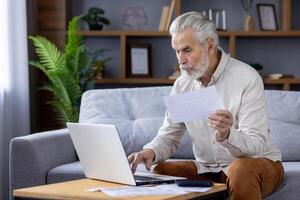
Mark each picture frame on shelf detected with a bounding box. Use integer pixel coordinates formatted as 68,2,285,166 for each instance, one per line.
126,43,152,78
257,4,278,31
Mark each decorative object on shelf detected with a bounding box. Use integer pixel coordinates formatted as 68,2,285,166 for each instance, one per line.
158,0,176,31
168,64,181,79
203,9,226,31
158,6,170,31
29,16,111,125
164,0,176,31
92,59,108,79
265,73,294,80
126,43,152,78
122,6,148,30
257,4,278,31
240,0,254,31
83,7,110,30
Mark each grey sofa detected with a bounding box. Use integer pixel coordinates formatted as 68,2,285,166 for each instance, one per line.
10,86,300,200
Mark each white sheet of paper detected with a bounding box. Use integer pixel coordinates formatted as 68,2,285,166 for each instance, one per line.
98,184,211,197
163,86,223,123
157,184,211,193
99,185,186,196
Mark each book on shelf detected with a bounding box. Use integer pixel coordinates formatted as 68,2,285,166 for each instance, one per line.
158,6,170,31
164,0,176,31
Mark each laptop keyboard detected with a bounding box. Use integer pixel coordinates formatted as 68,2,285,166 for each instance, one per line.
134,175,162,182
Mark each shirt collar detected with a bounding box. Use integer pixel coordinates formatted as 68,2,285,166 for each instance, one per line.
209,47,229,85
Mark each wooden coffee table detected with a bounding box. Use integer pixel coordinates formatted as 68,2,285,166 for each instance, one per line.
14,178,227,200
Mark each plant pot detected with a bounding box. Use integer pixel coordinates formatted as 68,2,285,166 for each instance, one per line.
89,24,103,31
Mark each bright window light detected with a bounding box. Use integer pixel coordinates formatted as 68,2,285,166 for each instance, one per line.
0,0,9,91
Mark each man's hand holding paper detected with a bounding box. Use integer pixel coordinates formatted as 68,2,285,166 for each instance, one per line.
163,86,223,123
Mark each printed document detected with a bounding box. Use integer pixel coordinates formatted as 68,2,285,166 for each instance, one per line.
97,184,211,197
163,86,223,123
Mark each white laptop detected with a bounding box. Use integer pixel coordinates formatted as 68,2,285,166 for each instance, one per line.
66,122,186,186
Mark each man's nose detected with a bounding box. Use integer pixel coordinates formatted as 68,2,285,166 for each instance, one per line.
178,53,187,65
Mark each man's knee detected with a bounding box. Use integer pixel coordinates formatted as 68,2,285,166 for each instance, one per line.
153,161,199,179
227,158,261,200
227,158,257,179
153,162,170,175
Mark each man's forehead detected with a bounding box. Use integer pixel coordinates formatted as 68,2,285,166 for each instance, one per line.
171,30,196,49
172,37,195,50
172,41,191,50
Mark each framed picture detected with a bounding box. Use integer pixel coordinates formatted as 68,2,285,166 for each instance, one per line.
126,43,152,78
257,4,278,31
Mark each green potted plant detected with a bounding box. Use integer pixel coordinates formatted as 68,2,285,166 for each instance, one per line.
29,15,111,125
83,7,110,30
250,63,263,71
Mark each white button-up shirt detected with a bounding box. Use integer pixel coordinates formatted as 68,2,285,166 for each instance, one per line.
144,49,281,174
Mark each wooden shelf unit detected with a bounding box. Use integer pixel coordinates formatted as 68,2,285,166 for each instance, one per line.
264,78,300,91
80,0,298,90
81,30,300,59
83,29,300,86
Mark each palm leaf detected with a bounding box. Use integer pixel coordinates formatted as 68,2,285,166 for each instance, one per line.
65,15,83,55
30,60,73,108
65,46,83,75
61,76,82,106
49,100,78,124
29,36,65,72
39,83,72,108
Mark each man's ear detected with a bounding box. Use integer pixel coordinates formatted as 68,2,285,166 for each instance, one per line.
205,38,215,54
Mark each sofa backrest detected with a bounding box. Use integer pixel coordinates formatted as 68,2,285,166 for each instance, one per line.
265,90,300,161
79,87,300,161
79,86,194,159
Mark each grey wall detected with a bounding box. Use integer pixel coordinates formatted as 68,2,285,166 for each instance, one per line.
292,0,300,30
70,0,300,79
71,0,170,31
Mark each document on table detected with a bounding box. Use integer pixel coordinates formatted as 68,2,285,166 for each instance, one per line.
163,86,223,123
97,184,211,197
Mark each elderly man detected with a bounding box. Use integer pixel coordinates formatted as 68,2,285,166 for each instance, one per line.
128,12,284,200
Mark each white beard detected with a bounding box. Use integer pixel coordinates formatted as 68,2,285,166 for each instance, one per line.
180,52,210,80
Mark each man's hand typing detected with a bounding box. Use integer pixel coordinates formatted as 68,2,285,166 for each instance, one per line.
127,149,155,174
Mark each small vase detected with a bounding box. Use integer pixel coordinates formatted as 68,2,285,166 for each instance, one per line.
244,15,254,31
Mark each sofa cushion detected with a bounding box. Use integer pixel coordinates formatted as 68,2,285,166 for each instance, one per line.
268,120,300,161
265,90,300,161
265,162,300,200
47,162,85,184
80,87,172,121
132,118,194,159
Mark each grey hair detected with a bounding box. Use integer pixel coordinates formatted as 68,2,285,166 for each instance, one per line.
169,11,219,48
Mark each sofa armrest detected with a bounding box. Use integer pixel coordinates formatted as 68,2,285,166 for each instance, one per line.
9,128,77,195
